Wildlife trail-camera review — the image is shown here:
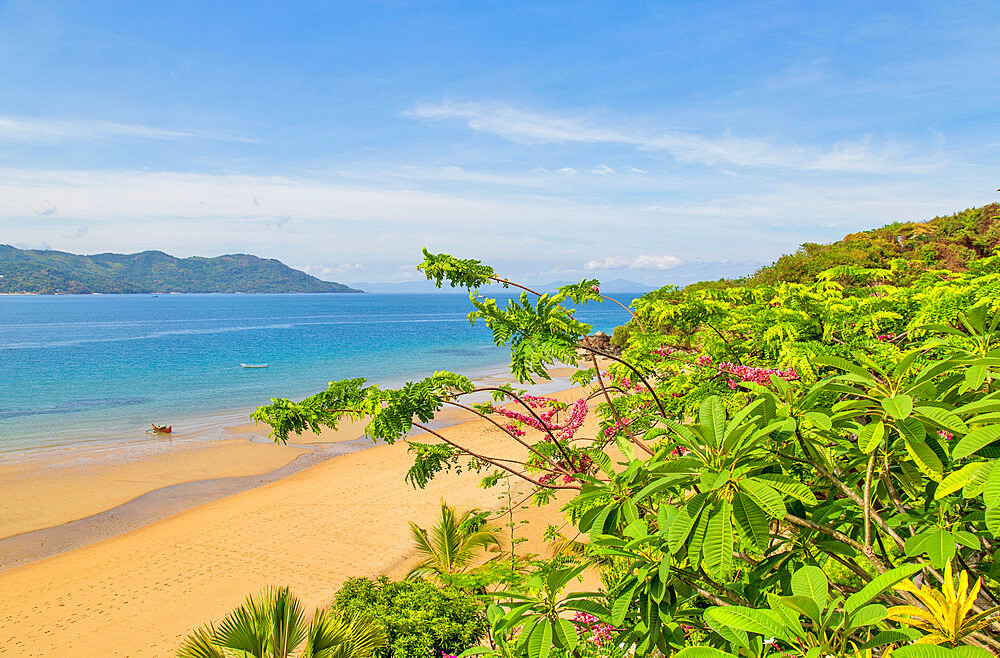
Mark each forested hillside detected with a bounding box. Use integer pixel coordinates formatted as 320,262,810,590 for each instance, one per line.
0,246,362,294
749,203,1000,285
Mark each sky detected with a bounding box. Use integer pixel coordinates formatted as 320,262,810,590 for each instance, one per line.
1,1,998,287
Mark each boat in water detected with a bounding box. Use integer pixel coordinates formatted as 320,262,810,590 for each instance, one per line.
240,363,268,368
150,423,172,434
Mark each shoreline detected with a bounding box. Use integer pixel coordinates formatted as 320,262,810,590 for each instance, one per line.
0,381,600,656
0,366,580,568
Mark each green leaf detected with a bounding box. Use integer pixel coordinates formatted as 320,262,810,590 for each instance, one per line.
779,594,820,625
674,649,738,658
964,460,994,498
702,606,792,642
732,492,770,551
986,506,1000,536
848,604,887,629
611,581,638,626
924,528,956,568
526,618,552,658
936,462,990,499
914,406,970,434
703,500,733,579
700,396,726,449
844,563,923,613
552,618,577,652
898,416,927,445
954,424,1000,460
791,565,828,612
896,647,991,658
881,395,913,421
904,434,944,482
753,473,819,505
964,364,988,392
953,530,980,550
739,480,787,518
859,420,886,454
668,494,707,554
984,462,1000,507
803,411,832,431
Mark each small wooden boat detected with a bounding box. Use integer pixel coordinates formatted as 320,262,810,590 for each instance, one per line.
241,363,268,368
151,423,172,434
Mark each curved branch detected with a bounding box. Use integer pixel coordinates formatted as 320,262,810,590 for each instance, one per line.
598,294,646,333
442,400,564,471
577,345,669,418
411,421,580,491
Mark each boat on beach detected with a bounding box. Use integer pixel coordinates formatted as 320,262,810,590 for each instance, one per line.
240,363,268,368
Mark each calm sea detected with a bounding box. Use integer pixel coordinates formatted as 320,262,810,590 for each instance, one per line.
0,292,638,455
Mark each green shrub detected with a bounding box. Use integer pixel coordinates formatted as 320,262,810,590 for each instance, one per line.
332,576,487,658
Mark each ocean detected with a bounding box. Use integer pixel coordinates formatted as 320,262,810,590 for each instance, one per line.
0,292,639,455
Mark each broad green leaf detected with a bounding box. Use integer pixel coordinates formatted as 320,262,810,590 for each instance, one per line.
896,646,992,658
739,480,787,518
702,500,733,579
953,424,1000,460
611,581,638,626
791,565,828,612
964,460,994,498
859,421,885,454
914,406,969,434
526,618,552,658
777,594,819,625
844,563,923,613
668,494,707,554
904,435,944,481
860,629,922,650
986,506,1000,536
848,604,887,630
953,530,980,550
732,492,769,551
803,411,832,431
813,355,874,381
699,396,726,449
935,462,989,499
553,618,577,652
702,606,792,642
905,530,935,558
925,528,956,568
964,364,988,391
898,416,926,445
753,473,818,505
675,649,738,658
881,395,913,421
985,463,1000,507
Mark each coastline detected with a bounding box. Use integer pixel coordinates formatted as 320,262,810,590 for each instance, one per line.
0,379,599,656
0,365,580,562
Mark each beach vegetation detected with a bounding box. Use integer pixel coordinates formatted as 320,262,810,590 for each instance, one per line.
405,501,502,583
331,576,488,658
249,206,1000,656
177,585,386,658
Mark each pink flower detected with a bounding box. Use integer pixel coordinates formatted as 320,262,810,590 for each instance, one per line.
728,379,738,389
592,285,600,293
697,355,713,366
938,430,954,441
718,362,798,385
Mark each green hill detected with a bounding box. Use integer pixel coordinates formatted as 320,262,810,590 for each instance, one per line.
748,202,1000,285
0,246,362,294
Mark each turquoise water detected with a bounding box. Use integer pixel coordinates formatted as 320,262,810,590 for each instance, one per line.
0,293,637,454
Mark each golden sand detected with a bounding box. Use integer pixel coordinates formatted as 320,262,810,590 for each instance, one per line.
0,385,598,657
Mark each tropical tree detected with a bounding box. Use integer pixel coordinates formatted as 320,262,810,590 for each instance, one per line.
406,501,501,582
177,586,387,658
249,241,1000,657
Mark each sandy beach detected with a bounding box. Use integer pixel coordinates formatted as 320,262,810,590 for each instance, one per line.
0,380,599,657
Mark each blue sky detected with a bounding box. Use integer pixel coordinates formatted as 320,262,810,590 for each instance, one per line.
1,1,998,286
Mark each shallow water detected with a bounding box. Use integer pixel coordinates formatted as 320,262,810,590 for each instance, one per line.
0,292,637,454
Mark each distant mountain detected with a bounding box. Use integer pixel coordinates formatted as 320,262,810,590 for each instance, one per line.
0,245,362,294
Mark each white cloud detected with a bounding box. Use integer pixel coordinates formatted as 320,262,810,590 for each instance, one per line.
408,102,937,174
585,254,683,271
0,116,255,143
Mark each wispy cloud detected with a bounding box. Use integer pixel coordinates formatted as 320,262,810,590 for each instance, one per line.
0,116,256,143
408,102,937,174
585,254,683,271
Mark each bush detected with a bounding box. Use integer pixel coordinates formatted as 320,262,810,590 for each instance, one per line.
332,576,487,658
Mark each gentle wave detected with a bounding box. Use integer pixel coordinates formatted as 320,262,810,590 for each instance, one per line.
0,317,472,350
0,397,150,420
